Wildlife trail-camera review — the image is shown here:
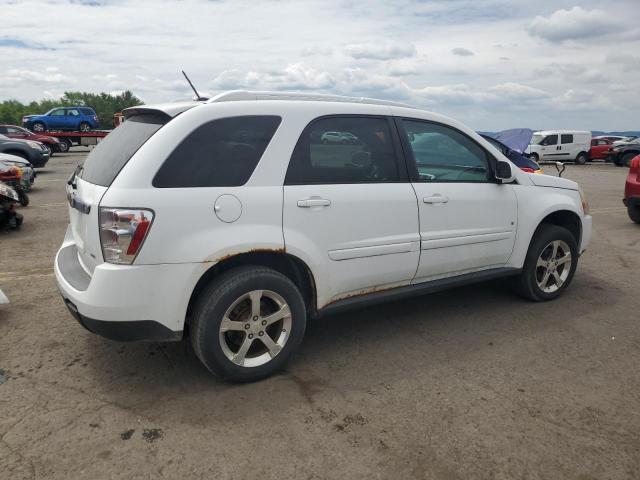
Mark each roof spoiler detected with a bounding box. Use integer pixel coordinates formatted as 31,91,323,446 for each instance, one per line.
122,101,201,120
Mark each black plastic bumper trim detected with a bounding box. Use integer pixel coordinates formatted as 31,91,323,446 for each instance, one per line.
63,298,182,342
318,267,521,317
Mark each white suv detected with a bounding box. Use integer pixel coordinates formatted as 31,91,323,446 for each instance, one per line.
55,91,592,382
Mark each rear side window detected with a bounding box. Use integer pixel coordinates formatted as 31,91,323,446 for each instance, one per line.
80,108,94,115
561,134,574,144
285,116,401,185
80,114,166,187
153,116,281,188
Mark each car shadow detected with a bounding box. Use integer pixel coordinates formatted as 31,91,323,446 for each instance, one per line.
81,269,621,423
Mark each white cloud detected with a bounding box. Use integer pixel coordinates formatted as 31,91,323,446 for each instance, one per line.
0,0,639,130
527,7,621,43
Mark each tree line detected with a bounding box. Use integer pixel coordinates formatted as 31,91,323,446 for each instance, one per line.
0,91,144,130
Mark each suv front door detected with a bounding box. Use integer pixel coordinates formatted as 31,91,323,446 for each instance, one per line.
48,108,67,130
396,118,517,280
283,116,420,305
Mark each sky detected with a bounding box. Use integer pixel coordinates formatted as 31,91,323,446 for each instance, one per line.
1,0,639,131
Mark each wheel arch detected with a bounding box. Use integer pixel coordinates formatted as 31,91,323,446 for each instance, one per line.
533,209,582,249
185,251,318,329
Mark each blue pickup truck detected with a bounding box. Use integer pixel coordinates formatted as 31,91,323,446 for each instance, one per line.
23,106,99,133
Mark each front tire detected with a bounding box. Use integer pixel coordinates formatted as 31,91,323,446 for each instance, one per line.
190,266,307,382
515,224,578,301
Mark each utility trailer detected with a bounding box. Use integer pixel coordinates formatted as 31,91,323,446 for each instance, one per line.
37,130,110,152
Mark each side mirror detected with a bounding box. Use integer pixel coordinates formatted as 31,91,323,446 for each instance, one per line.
495,160,515,183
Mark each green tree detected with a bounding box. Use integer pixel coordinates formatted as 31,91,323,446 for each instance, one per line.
0,91,144,129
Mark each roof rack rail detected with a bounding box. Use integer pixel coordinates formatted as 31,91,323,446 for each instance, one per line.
205,90,413,108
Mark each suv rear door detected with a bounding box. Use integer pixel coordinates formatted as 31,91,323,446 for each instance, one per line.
67,114,167,272
396,118,517,280
283,115,420,304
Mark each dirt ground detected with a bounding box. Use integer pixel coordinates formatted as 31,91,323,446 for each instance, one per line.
1,152,639,480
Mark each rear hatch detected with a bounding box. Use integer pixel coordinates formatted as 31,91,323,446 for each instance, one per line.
66,113,172,273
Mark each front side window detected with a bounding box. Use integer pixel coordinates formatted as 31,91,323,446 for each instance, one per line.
541,135,558,146
285,116,401,185
561,134,573,144
153,116,281,188
50,109,65,116
401,119,490,183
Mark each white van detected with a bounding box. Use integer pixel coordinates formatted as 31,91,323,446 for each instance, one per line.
526,130,592,165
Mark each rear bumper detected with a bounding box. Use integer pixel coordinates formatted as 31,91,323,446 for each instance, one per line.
54,228,206,342
62,298,181,341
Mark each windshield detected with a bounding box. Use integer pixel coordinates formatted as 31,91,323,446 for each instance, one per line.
79,114,167,186
531,134,544,145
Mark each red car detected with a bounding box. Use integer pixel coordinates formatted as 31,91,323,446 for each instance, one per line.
0,125,67,154
590,137,613,160
624,154,640,224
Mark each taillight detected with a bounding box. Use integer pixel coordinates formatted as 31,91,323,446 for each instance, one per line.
93,115,98,121
630,155,640,182
99,208,154,264
520,167,535,173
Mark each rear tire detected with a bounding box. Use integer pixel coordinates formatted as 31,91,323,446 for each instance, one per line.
58,140,69,153
79,122,91,132
575,152,587,165
514,224,578,302
190,266,307,383
628,204,640,224
530,153,539,163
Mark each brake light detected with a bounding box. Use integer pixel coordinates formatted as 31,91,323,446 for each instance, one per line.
630,155,640,182
99,208,154,264
520,167,535,173
93,115,98,122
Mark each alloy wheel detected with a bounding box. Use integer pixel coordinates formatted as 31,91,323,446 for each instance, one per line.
218,290,292,367
535,240,572,293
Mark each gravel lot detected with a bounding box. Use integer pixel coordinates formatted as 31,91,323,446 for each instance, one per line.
1,152,638,479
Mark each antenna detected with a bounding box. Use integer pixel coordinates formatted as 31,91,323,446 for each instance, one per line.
181,70,208,101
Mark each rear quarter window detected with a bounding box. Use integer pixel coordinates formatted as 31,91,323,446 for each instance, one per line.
80,114,166,187
80,108,94,115
153,115,281,188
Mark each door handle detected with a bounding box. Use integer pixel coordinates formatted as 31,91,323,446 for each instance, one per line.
423,195,449,204
297,197,331,208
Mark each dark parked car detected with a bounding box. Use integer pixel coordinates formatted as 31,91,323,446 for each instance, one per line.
22,106,99,133
609,137,640,167
0,134,50,168
0,125,67,154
